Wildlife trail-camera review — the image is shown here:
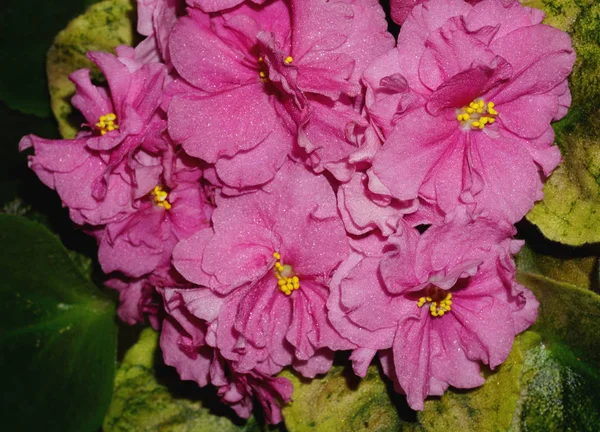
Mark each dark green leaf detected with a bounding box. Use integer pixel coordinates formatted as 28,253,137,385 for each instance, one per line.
0,0,99,117
0,214,116,432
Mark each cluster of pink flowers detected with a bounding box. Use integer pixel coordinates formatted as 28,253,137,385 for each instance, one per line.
21,0,574,423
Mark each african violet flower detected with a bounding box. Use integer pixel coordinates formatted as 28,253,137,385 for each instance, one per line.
368,0,575,223
167,0,394,188
19,47,168,226
95,148,213,280
160,287,293,423
171,161,353,377
328,210,538,410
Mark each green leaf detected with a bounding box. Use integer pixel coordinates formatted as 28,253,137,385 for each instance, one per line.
515,237,598,292
0,214,116,432
0,0,98,117
280,364,403,432
47,0,136,138
517,272,600,366
524,0,600,245
104,328,262,432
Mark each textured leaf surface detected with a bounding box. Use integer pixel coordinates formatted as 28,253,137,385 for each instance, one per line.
0,215,116,432
524,0,600,245
104,328,262,432
0,0,97,117
47,0,136,138
516,242,598,292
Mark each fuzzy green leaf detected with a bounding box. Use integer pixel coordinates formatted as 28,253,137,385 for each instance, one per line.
0,214,116,432
524,0,600,245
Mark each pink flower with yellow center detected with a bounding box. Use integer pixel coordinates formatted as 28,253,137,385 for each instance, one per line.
328,210,538,410
367,0,575,223
172,161,353,377
167,0,394,188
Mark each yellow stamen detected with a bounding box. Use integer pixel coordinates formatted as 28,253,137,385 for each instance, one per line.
151,185,172,210
416,287,453,318
273,252,301,295
284,56,293,64
456,99,498,130
95,112,119,136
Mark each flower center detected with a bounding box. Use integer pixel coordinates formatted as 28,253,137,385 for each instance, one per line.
151,185,172,210
257,55,293,83
456,99,498,130
258,56,269,83
95,112,119,136
417,286,452,317
273,252,300,296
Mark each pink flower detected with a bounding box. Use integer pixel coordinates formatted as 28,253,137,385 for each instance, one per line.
172,161,353,376
369,0,575,223
96,150,212,279
186,0,266,13
20,48,168,225
135,0,183,64
160,288,293,424
328,210,538,410
167,0,393,187
105,276,162,327
389,0,490,25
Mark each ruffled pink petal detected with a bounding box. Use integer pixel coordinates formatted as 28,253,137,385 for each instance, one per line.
392,308,432,411
168,85,276,163
469,131,541,223
202,224,276,294
372,108,460,201
489,24,575,104
169,14,257,91
214,120,292,188
329,253,398,349
172,228,215,287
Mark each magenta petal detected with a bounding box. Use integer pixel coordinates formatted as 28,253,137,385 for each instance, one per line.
430,317,485,389
87,51,131,114
202,224,276,294
453,294,515,369
161,319,213,387
293,349,334,378
393,312,431,411
330,254,398,348
490,24,575,104
70,69,112,125
172,228,214,287
426,58,512,115
215,121,292,188
372,108,459,201
469,132,540,223
178,288,225,323
498,93,558,139
169,15,256,91
169,85,276,163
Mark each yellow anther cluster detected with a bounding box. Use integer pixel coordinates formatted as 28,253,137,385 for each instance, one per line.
273,252,300,295
417,292,452,317
151,185,172,210
456,100,497,130
258,57,269,83
284,56,293,64
96,112,119,136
